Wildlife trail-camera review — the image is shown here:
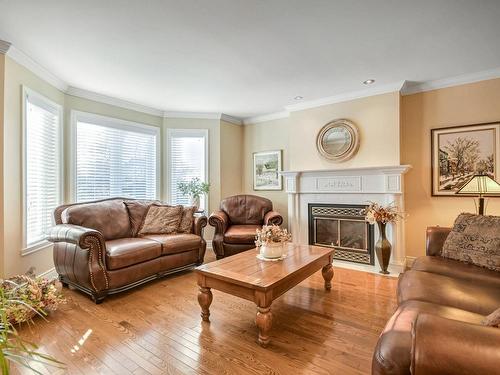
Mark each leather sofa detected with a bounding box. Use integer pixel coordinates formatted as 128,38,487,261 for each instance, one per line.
48,198,207,303
372,226,500,375
209,194,283,259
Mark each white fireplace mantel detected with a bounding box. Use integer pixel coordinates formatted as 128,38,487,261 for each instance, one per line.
280,165,412,275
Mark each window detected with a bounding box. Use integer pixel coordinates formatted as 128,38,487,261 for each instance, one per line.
23,88,62,251
72,112,160,202
167,129,208,210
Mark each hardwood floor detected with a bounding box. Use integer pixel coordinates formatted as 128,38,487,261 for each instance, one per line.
14,253,398,375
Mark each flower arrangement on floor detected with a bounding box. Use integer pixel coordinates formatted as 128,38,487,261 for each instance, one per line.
363,202,405,275
2,275,65,324
255,225,292,259
177,177,210,209
0,274,65,373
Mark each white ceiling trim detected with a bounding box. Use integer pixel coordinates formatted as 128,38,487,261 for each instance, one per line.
285,80,407,113
0,39,11,54
243,111,290,125
7,45,68,91
401,67,500,95
67,86,164,117
220,113,243,125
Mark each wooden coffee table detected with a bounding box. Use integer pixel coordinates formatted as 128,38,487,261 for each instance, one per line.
195,244,334,347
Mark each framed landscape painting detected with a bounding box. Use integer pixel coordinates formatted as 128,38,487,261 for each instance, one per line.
431,122,499,196
253,150,282,190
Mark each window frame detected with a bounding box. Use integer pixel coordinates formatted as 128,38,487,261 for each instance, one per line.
22,86,64,255
70,110,161,203
165,128,209,211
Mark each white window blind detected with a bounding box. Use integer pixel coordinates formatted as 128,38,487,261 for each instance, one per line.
74,113,159,202
168,129,208,210
24,89,62,249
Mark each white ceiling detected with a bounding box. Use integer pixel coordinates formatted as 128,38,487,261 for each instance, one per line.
1,0,500,119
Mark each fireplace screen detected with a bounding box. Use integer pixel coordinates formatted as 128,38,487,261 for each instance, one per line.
308,204,374,265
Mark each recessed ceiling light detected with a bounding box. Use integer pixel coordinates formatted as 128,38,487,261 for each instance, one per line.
294,96,304,100
363,79,375,85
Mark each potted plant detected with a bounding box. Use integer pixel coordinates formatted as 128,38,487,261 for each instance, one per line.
255,225,292,259
1,275,65,373
363,202,404,274
177,177,210,210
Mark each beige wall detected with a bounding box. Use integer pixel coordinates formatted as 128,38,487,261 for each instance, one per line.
401,78,500,257
3,57,66,277
243,92,401,227
0,54,5,275
220,120,243,198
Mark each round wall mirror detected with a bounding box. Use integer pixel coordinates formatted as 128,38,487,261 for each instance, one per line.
316,119,360,161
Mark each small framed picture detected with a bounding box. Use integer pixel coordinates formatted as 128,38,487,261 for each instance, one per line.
253,150,282,191
431,122,499,196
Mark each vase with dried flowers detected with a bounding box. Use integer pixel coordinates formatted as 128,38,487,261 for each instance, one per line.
363,202,404,274
255,225,292,259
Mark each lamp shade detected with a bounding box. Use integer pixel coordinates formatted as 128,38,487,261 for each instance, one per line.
456,174,500,195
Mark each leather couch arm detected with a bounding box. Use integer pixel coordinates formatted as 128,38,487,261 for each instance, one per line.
48,224,109,293
411,313,500,375
425,226,451,256
193,215,208,236
208,211,229,235
48,224,105,249
264,211,283,226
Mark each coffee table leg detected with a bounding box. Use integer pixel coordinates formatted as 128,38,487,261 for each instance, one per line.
256,305,273,347
198,287,213,322
322,263,334,290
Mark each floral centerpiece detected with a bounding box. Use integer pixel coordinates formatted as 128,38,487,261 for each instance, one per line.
177,177,210,210
1,274,65,373
255,225,292,259
363,202,404,274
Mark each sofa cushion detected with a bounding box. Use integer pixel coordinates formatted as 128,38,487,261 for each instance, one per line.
412,256,500,287
62,199,131,240
124,200,160,236
372,300,484,375
442,213,500,272
178,206,196,233
105,238,162,270
224,225,260,244
142,234,202,255
220,195,272,225
397,270,500,315
138,205,183,236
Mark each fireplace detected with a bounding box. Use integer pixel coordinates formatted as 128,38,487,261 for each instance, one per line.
308,203,374,265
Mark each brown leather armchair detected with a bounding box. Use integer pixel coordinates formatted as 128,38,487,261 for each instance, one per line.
48,198,207,303
209,195,283,259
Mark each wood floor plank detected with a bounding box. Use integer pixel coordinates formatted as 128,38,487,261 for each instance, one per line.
14,253,398,375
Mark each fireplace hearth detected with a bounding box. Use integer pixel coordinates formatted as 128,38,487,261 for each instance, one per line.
308,203,374,265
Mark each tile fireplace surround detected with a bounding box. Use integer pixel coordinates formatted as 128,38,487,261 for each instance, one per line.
281,165,411,275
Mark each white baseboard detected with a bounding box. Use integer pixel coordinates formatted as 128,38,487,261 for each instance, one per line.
38,267,58,281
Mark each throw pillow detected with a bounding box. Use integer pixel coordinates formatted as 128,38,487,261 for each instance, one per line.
124,200,160,237
442,213,500,272
178,206,196,233
138,204,183,236
482,307,500,327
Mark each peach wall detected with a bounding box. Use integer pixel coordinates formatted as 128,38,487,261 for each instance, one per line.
401,78,500,258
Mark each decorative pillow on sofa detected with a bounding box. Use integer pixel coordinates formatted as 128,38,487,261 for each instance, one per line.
124,200,160,236
442,213,500,272
482,307,500,327
138,205,183,236
178,206,196,233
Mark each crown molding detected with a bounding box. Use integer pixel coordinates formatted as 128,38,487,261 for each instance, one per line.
0,40,11,55
66,86,164,117
284,80,407,113
163,111,222,120
220,113,243,125
7,46,68,91
243,110,290,125
401,67,500,95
